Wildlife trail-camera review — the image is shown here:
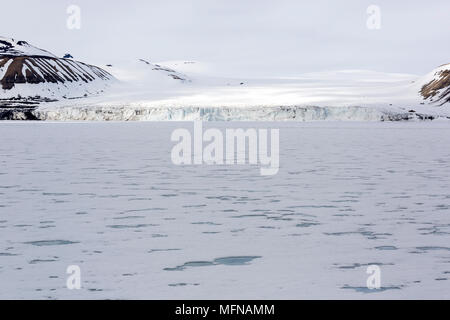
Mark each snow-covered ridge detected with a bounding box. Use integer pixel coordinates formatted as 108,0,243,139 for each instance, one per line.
138,59,190,82
0,36,56,57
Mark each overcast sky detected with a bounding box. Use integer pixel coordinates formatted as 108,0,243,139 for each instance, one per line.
1,0,449,76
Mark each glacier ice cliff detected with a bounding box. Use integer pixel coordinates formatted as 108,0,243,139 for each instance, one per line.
31,105,436,121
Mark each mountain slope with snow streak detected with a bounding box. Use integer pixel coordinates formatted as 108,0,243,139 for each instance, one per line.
419,63,450,105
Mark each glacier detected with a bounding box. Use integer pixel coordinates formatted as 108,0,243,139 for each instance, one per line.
33,105,438,121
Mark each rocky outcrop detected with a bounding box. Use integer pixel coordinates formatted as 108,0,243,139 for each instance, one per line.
420,64,450,105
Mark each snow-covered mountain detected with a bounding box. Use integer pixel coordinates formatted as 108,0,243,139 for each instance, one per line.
1,36,449,121
0,36,114,100
419,63,450,105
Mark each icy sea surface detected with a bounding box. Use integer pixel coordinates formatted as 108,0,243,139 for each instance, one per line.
0,122,449,299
